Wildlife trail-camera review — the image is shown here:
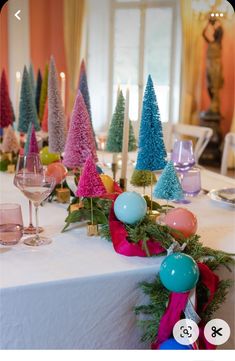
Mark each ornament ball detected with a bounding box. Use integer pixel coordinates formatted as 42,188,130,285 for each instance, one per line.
39,146,60,165
159,252,199,293
114,191,147,225
163,207,197,237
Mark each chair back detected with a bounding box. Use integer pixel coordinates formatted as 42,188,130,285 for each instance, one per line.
170,124,213,163
221,132,235,175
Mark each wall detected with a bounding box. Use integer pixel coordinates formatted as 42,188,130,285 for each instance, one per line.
0,2,8,75
29,0,66,76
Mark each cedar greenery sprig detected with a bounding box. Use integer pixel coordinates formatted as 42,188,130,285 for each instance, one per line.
134,276,233,344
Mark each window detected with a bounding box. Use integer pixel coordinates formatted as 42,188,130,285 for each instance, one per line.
110,0,181,125
87,0,181,132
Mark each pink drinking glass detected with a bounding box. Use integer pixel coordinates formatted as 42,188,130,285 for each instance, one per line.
0,203,24,245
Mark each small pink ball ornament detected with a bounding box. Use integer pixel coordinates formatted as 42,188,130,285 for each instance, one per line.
46,162,68,185
163,207,197,238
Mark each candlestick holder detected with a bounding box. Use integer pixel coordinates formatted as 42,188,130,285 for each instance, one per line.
87,222,99,236
56,188,70,203
119,178,127,191
111,162,118,181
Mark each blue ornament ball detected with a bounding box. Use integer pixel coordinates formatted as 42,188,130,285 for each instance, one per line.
114,191,147,225
159,338,192,350
159,252,199,293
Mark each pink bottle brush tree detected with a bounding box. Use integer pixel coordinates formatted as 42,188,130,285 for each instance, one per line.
63,90,98,169
76,156,106,198
76,156,106,227
0,69,14,128
28,124,39,154
1,125,20,154
48,56,66,154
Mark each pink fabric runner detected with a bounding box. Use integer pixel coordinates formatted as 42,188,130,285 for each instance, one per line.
109,206,165,257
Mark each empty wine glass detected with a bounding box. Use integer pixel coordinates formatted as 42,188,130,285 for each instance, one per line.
171,140,195,172
14,154,44,234
171,140,196,204
14,172,56,246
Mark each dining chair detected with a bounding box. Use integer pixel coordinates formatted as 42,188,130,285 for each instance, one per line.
163,123,213,163
220,132,235,175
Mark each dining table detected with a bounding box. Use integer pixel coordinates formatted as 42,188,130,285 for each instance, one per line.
0,161,234,350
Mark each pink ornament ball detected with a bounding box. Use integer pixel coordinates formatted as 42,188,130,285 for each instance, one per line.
163,207,197,238
46,162,68,185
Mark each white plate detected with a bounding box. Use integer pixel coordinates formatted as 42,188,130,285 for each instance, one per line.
208,188,235,207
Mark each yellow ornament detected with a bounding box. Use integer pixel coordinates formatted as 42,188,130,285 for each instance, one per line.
100,174,114,193
39,146,60,165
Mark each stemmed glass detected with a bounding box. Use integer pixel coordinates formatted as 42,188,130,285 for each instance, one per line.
14,155,56,246
14,154,44,234
171,140,195,172
171,140,196,203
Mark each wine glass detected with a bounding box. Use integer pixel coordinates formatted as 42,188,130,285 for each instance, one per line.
171,140,195,172
14,172,56,246
14,154,44,234
171,140,196,204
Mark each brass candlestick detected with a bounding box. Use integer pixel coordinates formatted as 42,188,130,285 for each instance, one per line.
119,178,127,192
111,162,118,181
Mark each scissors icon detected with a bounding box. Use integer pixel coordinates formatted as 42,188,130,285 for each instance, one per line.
211,326,223,337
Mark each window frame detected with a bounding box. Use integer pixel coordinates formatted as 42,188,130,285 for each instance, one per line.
108,0,181,132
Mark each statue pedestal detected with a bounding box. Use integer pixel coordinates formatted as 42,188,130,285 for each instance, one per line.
199,111,222,166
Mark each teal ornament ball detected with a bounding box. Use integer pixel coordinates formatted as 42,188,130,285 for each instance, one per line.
159,252,199,293
114,191,147,225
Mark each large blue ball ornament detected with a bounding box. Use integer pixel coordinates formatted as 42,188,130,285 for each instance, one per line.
159,338,192,350
114,191,147,225
159,252,199,293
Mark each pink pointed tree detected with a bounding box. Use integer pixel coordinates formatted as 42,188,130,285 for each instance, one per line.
48,56,66,154
42,98,48,132
63,91,97,169
76,156,106,225
76,156,106,198
28,124,39,154
0,69,14,128
1,125,20,154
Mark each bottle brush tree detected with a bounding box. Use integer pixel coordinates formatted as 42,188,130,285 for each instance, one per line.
35,69,42,116
106,90,136,153
78,59,97,148
39,63,49,121
1,125,20,154
0,69,14,128
136,75,167,171
153,160,183,201
18,66,40,133
63,90,98,169
48,56,66,154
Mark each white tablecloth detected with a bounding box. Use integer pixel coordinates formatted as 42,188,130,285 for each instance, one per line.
0,168,234,349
